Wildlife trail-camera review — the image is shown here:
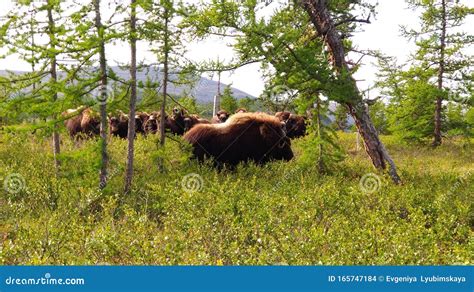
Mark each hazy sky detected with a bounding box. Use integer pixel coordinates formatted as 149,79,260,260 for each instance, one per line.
0,0,472,97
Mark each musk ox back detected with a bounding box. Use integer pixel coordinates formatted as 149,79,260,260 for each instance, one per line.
184,112,293,166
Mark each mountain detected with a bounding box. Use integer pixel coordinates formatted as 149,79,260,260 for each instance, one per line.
0,67,256,103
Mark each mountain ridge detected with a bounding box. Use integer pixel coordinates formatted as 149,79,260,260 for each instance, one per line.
0,66,256,103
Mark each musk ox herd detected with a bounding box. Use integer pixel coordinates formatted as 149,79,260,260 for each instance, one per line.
62,106,307,166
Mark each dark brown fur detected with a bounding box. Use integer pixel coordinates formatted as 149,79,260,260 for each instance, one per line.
184,114,210,132
109,111,129,138
135,112,149,134
63,107,100,139
143,111,162,134
168,107,187,135
184,112,293,166
275,111,307,139
211,110,230,124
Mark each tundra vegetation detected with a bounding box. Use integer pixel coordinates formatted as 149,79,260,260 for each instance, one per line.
0,0,473,265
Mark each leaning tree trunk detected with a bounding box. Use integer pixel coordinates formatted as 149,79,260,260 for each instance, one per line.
124,0,137,194
94,0,109,189
47,4,61,170
433,0,447,147
302,0,401,184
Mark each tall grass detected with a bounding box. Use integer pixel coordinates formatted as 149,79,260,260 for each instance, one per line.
0,131,472,265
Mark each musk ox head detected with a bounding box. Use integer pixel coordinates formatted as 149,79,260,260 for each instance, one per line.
183,114,210,132
167,107,187,135
184,112,293,166
109,112,129,138
144,111,163,134
63,106,99,139
134,112,149,134
275,111,291,121
213,110,230,123
285,115,306,139
275,111,307,139
80,108,100,136
172,107,185,119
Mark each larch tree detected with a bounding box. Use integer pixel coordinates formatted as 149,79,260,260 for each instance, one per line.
220,85,238,113
93,0,110,189
189,0,400,182
124,0,138,194
301,0,401,183
0,0,72,169
401,0,474,146
68,0,123,189
141,0,190,147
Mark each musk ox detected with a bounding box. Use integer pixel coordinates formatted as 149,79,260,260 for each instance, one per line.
168,107,187,135
143,111,162,134
109,111,129,138
135,112,149,134
184,112,294,166
63,107,100,139
275,111,307,139
183,114,210,132
211,110,230,124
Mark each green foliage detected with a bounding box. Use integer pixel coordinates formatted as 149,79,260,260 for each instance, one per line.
332,103,349,131
178,96,199,114
299,100,345,174
369,100,389,135
1,132,472,265
377,0,474,144
446,103,471,137
387,78,438,143
220,85,238,113
237,97,256,112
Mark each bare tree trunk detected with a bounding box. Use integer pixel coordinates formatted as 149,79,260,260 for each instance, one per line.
47,4,60,170
433,0,446,147
315,98,324,173
124,0,137,194
30,14,36,91
213,71,221,117
302,0,401,184
159,8,169,147
94,0,109,189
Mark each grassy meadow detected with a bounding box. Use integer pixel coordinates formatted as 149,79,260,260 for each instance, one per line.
0,130,473,265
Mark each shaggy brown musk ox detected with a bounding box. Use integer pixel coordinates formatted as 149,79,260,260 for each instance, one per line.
143,111,163,134
184,112,293,166
134,112,149,134
109,111,129,138
63,107,100,139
